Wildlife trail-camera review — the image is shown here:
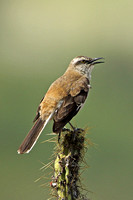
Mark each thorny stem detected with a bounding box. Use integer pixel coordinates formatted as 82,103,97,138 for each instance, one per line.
50,128,90,200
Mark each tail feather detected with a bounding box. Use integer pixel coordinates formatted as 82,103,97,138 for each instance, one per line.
17,118,45,154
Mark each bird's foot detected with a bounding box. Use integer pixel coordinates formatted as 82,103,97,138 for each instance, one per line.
75,128,84,132
62,127,70,132
68,122,83,132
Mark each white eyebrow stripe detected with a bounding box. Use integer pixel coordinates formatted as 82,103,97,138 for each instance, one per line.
71,57,84,64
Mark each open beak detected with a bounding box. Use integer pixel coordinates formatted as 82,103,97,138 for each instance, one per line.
90,57,104,65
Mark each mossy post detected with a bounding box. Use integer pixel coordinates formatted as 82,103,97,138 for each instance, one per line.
50,128,89,200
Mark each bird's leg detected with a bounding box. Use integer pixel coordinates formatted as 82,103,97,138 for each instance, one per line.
68,122,75,131
69,122,84,132
58,132,61,143
68,122,77,142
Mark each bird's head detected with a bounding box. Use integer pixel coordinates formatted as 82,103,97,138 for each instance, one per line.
69,56,104,80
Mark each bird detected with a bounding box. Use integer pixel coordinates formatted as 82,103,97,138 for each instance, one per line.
17,56,104,154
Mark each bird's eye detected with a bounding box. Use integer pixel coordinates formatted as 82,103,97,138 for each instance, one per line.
82,60,86,63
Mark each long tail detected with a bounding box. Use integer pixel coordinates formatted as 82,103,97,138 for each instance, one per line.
17,118,46,154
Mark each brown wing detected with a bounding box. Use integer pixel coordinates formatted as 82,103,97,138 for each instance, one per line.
53,77,90,133
33,95,45,122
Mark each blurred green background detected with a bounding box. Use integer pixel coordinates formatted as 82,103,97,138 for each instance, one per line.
0,0,133,199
